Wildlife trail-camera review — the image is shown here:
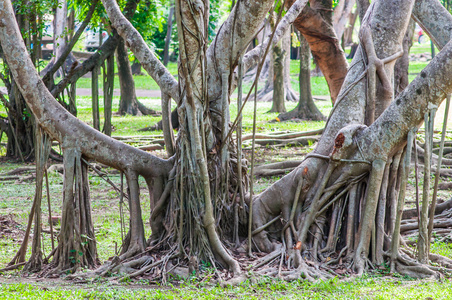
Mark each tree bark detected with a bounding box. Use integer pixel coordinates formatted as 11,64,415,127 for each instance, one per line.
4,0,452,281
333,0,356,41
269,37,287,113
278,33,324,121
103,54,114,136
163,5,174,67
290,0,348,103
117,38,140,116
116,38,157,116
394,19,415,96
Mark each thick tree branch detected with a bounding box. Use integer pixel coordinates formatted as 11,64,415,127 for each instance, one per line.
101,0,179,103
42,0,98,83
242,0,309,73
51,0,140,97
290,0,348,103
358,39,452,161
0,0,173,179
412,0,452,50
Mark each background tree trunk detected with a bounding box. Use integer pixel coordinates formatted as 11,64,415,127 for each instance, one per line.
278,34,324,121
257,28,297,104
344,9,358,46
333,0,356,41
116,38,158,116
103,54,114,136
117,38,140,116
269,37,287,113
163,5,174,67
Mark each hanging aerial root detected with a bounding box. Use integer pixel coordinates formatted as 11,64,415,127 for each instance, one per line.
390,130,415,273
354,159,386,275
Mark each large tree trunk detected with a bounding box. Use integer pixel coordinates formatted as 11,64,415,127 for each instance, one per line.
150,0,242,276
278,34,324,121
290,0,349,103
252,0,452,279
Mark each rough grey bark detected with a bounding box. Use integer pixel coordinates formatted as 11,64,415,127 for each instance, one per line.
252,0,417,274
412,0,452,49
0,0,174,267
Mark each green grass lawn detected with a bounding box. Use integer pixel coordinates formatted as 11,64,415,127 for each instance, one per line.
1,273,452,299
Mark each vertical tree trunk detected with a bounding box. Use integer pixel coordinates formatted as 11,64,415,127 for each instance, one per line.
344,9,357,46
163,5,174,67
278,34,324,121
269,38,286,113
117,38,139,116
333,0,356,41
54,0,67,77
103,54,114,136
92,66,100,131
117,38,158,116
148,0,241,276
291,0,348,103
